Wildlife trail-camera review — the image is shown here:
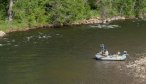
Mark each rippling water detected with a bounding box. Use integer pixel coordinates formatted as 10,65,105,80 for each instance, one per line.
0,20,146,84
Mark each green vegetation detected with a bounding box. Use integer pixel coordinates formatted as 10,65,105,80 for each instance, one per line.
0,0,146,32
89,0,146,18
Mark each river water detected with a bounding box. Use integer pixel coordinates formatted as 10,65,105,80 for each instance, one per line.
0,20,146,84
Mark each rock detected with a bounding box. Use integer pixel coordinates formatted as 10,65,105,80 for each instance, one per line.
0,31,6,37
126,56,146,79
73,16,126,25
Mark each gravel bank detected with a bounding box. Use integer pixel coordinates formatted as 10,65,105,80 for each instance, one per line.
126,54,146,79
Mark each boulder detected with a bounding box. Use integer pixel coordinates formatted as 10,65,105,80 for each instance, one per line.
0,31,6,37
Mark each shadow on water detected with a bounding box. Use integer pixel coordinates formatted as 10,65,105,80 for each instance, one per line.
0,19,146,84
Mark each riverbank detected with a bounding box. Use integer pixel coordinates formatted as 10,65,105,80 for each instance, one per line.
1,14,146,37
0,16,127,37
73,16,126,25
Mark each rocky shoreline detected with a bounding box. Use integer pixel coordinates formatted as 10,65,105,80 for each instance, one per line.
126,53,146,79
73,16,126,25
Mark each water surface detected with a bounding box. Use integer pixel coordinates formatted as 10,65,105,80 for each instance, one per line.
0,20,146,84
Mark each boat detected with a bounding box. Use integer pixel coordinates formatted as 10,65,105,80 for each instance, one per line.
95,52,127,61
96,44,127,61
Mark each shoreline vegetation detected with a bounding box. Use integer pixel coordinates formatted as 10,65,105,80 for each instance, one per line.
0,16,128,38
0,0,146,36
0,15,132,37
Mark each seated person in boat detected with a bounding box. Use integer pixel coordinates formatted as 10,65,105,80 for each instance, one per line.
123,51,127,54
104,50,109,56
99,49,109,56
117,51,121,55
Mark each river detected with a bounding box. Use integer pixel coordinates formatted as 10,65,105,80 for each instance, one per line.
0,19,146,84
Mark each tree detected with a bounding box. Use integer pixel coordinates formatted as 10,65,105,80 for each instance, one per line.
46,0,91,25
134,0,146,18
8,0,13,21
13,0,47,24
0,0,8,21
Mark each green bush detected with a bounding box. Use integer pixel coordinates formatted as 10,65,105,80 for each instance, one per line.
46,0,91,25
13,0,47,23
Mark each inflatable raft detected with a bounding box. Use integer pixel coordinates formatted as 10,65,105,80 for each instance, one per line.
95,53,127,61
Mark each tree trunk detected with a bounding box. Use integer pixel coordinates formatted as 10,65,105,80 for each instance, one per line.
8,0,13,21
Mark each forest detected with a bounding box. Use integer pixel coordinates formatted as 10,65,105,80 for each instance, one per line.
0,0,146,31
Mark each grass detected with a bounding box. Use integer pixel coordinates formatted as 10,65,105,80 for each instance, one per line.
0,21,50,33
0,21,28,32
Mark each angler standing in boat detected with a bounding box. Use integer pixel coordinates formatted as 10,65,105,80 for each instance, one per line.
100,44,109,56
104,49,109,56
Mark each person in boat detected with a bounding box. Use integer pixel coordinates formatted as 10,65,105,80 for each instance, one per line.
99,44,108,56
123,51,127,55
100,44,105,54
117,51,121,55
104,49,109,56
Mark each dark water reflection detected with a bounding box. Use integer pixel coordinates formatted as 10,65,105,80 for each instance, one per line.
0,20,146,84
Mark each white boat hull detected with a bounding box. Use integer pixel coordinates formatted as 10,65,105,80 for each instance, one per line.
95,53,127,61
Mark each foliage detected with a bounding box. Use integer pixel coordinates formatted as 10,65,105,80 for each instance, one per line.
0,0,146,30
0,0,8,21
46,0,91,25
2,0,91,25
89,0,146,17
133,0,146,18
13,0,47,24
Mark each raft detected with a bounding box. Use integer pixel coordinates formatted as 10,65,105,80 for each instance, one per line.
95,53,127,61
